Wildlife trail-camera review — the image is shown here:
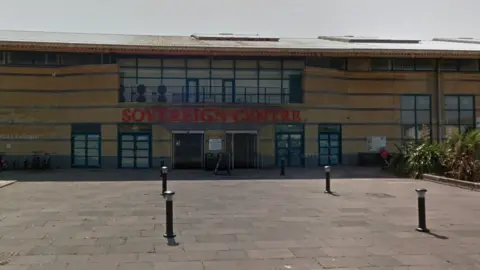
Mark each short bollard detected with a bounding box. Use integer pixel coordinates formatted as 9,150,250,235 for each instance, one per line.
415,188,429,233
161,166,168,195
280,158,285,176
163,190,176,238
324,166,331,194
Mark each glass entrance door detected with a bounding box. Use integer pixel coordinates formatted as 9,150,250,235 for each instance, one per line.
71,133,100,168
173,133,203,169
318,125,342,166
276,133,304,167
226,133,257,169
119,133,151,168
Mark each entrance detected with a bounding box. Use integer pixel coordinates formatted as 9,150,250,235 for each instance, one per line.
318,124,342,166
119,133,151,168
173,132,203,169
226,132,257,169
275,124,305,167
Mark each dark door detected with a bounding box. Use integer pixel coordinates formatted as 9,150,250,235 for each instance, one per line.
275,133,304,167
173,133,203,169
119,133,151,169
318,125,342,166
227,133,257,169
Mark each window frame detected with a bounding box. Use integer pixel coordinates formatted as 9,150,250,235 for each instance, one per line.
444,95,476,136
400,94,432,141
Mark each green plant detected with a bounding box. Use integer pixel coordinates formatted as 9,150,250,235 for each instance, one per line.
440,129,480,182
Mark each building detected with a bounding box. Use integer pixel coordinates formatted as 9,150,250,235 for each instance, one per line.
0,30,479,169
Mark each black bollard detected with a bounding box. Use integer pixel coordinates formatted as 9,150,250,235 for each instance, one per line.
280,158,285,176
415,188,429,232
163,190,176,238
324,166,331,194
161,166,168,195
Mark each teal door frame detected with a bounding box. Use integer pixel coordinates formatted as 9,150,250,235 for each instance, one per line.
222,79,235,103
118,132,152,169
71,132,101,168
318,124,342,166
275,132,305,167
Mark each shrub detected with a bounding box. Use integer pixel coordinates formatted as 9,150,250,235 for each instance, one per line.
440,129,480,182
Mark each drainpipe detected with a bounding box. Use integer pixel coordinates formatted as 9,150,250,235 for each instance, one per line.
435,59,442,142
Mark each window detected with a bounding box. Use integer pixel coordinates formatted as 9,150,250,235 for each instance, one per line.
392,59,415,71
8,52,46,65
400,95,432,140
459,59,479,72
305,57,346,70
439,59,458,71
59,53,102,65
371,58,391,71
0,51,4,64
415,59,435,71
444,95,475,136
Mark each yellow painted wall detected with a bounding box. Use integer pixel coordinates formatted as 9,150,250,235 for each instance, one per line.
1,60,480,167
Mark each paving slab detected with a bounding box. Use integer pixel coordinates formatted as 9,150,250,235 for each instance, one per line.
0,180,16,188
0,170,480,269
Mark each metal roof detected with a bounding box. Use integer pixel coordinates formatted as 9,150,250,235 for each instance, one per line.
1,30,480,57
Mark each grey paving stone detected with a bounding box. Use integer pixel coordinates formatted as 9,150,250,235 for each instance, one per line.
1,169,480,268
118,262,154,270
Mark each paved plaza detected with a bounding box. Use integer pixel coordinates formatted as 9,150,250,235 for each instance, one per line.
1,169,480,269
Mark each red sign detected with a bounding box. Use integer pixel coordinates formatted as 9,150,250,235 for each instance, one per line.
121,108,301,123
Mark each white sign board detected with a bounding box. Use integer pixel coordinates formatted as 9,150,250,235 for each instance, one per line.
366,136,387,152
208,139,222,151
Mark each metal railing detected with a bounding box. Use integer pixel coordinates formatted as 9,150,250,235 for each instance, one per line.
119,85,290,104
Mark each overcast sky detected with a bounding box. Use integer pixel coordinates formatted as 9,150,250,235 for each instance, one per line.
1,0,479,39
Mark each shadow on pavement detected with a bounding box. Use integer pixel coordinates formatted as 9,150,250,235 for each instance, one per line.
0,166,402,182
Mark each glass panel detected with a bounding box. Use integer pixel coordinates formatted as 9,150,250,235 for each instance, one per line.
74,141,86,148
187,80,198,103
163,59,185,68
416,96,430,110
400,111,415,124
73,157,86,166
73,134,86,140
289,149,303,167
330,140,339,147
460,96,474,110
319,148,329,154
136,142,149,149
74,149,85,156
122,141,135,149
276,135,289,148
275,124,304,133
121,158,135,167
445,96,458,110
445,125,459,137
137,58,162,67
460,110,474,125
136,135,150,141
319,125,340,133
416,111,431,124
400,96,415,110
87,141,99,148
122,150,135,157
290,135,303,147
136,150,150,157
319,134,329,140
445,111,459,124
122,135,134,141
319,140,329,147
330,134,339,140
87,157,99,166
402,125,418,139
136,158,150,168
330,148,339,154
319,155,329,165
330,155,339,165
87,149,98,156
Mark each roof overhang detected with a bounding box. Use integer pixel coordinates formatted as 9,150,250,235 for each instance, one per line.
0,40,479,59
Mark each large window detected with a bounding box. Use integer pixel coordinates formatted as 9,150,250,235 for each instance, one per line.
400,95,432,140
371,58,435,71
445,95,475,136
118,57,304,104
